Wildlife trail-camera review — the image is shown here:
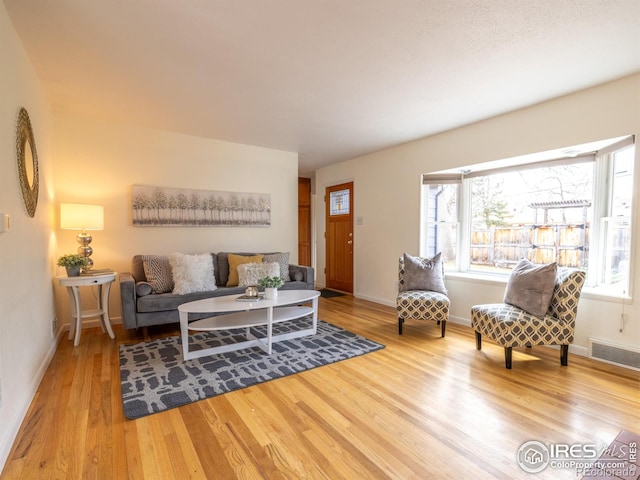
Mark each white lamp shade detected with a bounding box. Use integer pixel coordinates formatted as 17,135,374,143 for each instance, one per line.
60,203,104,230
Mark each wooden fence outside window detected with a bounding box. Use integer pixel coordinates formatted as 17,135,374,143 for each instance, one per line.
470,224,590,268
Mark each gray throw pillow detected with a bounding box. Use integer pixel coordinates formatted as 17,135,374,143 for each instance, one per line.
141,255,174,293
503,259,557,318
262,252,291,282
401,252,447,295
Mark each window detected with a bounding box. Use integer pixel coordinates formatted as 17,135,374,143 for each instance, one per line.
329,189,350,215
421,136,635,296
422,182,459,269
598,145,634,290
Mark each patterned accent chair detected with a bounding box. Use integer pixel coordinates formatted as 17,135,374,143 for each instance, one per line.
396,256,450,336
471,268,586,369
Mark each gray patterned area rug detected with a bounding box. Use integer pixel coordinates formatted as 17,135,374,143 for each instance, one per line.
119,318,384,419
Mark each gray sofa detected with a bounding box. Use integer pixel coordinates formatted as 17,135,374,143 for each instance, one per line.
119,252,314,330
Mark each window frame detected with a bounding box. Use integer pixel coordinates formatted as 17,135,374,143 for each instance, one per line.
421,136,636,298
421,179,462,270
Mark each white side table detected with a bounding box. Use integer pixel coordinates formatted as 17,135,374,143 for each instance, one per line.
57,273,117,346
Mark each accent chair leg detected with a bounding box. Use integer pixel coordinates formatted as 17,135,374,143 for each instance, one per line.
560,345,569,366
398,317,404,335
475,331,482,350
441,320,446,337
504,347,512,369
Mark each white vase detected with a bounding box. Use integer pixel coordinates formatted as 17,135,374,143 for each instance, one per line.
264,287,278,300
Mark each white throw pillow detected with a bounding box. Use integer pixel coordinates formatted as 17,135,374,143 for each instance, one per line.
168,252,217,295
237,262,280,287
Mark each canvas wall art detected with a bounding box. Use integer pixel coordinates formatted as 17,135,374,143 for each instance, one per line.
131,185,271,227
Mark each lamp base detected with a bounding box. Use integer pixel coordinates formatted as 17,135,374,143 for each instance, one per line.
77,231,94,269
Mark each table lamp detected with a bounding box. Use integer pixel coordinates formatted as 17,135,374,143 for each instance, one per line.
60,203,104,269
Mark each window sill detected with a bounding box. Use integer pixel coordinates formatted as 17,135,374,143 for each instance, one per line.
444,270,509,287
580,286,631,303
444,271,631,303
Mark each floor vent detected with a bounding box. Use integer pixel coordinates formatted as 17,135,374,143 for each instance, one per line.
589,338,640,371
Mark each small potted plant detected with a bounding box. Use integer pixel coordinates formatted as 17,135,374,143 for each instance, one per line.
57,254,88,277
258,276,283,299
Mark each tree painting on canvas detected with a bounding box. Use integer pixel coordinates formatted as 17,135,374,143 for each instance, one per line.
131,185,271,227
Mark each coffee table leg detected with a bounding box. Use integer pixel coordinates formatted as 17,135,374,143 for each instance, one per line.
312,296,318,333
180,311,190,361
267,306,273,354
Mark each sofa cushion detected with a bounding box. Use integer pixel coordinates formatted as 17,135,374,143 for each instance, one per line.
237,262,280,287
209,252,218,284
141,255,174,293
280,280,308,291
503,258,557,318
136,286,243,313
226,253,264,287
131,255,147,283
262,252,291,282
168,252,217,295
135,282,312,314
216,252,245,286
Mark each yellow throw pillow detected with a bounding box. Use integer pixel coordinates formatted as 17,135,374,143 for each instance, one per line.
226,254,264,287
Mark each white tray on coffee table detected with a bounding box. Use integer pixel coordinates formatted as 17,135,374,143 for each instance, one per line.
178,289,320,361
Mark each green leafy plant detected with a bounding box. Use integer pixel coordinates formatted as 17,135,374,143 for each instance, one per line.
57,254,88,268
258,276,283,289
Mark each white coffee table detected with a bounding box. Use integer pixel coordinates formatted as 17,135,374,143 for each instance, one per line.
178,289,321,361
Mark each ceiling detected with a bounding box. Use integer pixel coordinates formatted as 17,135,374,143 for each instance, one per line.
4,1,640,176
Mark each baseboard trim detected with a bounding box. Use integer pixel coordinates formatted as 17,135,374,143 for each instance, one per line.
449,315,471,327
353,293,395,307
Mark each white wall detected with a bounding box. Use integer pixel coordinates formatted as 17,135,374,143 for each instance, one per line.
0,3,57,470
52,113,299,327
315,74,640,354
1,5,299,469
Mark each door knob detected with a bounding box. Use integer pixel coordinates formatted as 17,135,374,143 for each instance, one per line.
347,240,353,244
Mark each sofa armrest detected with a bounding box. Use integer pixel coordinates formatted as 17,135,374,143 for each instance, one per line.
288,264,314,289
119,272,138,330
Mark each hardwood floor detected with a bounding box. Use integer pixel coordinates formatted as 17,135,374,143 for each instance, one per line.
2,296,639,479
